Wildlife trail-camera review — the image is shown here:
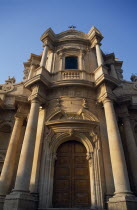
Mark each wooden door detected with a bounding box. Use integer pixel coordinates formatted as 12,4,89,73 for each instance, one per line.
53,141,91,208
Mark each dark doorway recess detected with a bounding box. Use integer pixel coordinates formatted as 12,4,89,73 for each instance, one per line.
53,140,91,208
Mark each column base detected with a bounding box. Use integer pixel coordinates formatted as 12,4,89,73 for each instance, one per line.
108,194,137,210
3,191,37,210
0,195,5,210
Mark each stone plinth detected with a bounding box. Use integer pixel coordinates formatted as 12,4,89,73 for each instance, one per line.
108,194,137,210
3,191,37,210
0,195,5,210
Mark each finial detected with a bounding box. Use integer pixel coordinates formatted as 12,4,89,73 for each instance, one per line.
68,25,76,29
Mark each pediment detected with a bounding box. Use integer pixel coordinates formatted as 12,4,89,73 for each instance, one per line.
46,108,98,123
57,29,88,41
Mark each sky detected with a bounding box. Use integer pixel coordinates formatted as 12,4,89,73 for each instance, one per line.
0,0,137,84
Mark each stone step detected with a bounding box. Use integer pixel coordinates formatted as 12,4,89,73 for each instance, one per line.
43,208,95,210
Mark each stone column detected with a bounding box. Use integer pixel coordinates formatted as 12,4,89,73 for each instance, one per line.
40,45,49,67
121,110,137,190
95,43,104,66
13,98,40,192
110,64,118,79
30,108,46,193
28,64,36,79
0,114,24,209
103,98,131,194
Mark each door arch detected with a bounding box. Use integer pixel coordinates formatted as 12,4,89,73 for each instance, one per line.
53,140,91,208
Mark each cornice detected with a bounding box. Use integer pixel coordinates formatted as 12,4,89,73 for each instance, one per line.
24,74,50,89
50,79,94,88
115,60,123,68
88,26,103,39
88,26,104,47
95,73,121,88
40,27,94,47
46,119,99,127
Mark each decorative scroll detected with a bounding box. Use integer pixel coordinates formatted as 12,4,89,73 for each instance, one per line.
1,76,16,92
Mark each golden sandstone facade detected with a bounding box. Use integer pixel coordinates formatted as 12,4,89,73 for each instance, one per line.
0,27,137,210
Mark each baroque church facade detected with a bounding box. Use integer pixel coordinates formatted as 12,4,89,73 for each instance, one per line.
0,26,137,210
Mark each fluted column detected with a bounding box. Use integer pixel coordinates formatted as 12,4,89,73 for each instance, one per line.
95,43,104,66
122,111,137,190
40,45,49,67
13,98,40,192
103,98,132,194
0,114,24,195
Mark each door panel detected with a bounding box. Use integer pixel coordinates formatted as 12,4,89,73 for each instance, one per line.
53,141,91,208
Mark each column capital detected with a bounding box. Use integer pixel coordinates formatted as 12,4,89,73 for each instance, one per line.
28,94,46,105
15,103,29,120
119,110,130,120
102,97,113,105
99,96,114,105
30,62,37,67
86,152,94,167
86,152,93,160
117,104,131,120
43,43,49,48
91,37,102,48
15,112,26,120
110,62,115,66
42,40,53,50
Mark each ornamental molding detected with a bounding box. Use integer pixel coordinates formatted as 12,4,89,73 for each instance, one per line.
0,77,16,93
44,127,99,153
46,107,99,124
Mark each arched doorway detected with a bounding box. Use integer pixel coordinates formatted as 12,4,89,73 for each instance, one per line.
53,140,91,208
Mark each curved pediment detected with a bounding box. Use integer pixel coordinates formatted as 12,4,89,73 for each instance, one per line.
57,29,88,41
40,26,103,45
46,108,98,123
40,28,89,44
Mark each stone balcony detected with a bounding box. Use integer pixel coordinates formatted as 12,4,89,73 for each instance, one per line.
24,65,120,89
33,67,94,82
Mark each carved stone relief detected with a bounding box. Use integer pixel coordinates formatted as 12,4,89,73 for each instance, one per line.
1,77,16,92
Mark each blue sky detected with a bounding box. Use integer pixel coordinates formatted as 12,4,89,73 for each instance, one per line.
0,0,137,83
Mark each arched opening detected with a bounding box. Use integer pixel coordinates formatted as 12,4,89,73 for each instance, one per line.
65,56,78,69
53,140,91,208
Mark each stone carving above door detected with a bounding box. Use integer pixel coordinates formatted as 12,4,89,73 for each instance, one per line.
46,107,98,123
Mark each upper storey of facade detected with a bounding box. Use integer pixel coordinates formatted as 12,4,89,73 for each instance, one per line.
22,26,123,89
1,26,137,109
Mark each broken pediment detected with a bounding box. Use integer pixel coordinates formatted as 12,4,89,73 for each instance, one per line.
46,108,98,123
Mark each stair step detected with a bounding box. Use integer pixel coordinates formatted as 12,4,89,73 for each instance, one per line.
43,208,94,210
